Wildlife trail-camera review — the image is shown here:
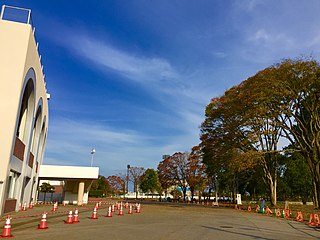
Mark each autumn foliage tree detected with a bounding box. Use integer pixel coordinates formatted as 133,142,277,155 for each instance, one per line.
187,146,207,200
201,58,320,208
157,159,174,198
157,152,189,201
106,175,125,196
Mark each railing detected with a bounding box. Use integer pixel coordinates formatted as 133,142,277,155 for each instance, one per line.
1,5,46,85
0,5,32,25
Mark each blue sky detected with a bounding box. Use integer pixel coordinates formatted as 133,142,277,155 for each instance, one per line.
3,1,320,176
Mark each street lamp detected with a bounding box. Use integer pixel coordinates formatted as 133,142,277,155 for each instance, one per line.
90,148,96,167
126,164,130,194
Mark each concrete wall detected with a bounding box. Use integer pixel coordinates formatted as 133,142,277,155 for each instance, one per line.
0,17,49,215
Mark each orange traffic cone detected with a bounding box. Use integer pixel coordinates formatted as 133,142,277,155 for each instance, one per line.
106,206,112,218
125,202,129,209
265,207,272,215
308,214,315,226
296,212,303,222
118,205,124,216
73,208,79,223
314,214,320,227
128,204,133,214
29,201,33,209
136,203,141,213
65,210,73,224
22,202,27,211
284,209,290,219
1,216,13,238
91,207,98,219
111,205,115,212
52,203,57,213
37,212,48,230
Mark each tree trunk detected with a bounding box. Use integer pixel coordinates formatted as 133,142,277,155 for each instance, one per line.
262,155,277,206
266,174,277,206
304,154,320,208
183,188,187,202
135,183,138,199
311,168,320,208
270,181,277,206
263,168,277,206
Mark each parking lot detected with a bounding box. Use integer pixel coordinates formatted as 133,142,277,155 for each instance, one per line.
1,203,320,240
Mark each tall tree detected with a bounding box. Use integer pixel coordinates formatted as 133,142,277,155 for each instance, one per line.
201,58,320,207
157,152,189,201
129,166,145,198
106,175,125,196
245,59,320,207
157,159,174,198
140,168,161,198
187,145,207,200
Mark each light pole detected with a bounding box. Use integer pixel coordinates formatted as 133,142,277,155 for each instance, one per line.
126,164,130,194
90,148,96,167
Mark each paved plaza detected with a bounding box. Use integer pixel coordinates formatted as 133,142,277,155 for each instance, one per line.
1,203,320,240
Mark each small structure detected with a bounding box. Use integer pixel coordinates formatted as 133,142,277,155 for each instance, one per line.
39,165,99,205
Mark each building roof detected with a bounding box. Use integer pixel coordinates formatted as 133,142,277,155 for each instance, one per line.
39,165,99,180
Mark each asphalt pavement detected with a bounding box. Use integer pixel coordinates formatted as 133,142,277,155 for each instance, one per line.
1,203,319,240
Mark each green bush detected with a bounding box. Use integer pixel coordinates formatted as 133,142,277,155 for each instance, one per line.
89,190,104,197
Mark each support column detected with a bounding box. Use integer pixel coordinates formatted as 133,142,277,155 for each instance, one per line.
77,181,85,206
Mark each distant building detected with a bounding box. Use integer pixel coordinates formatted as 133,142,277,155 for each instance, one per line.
0,5,49,215
38,165,99,205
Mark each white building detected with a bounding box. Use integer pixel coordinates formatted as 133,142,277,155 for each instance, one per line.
0,6,49,215
39,165,99,205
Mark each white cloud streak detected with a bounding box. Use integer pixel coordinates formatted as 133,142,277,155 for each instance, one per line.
65,34,179,84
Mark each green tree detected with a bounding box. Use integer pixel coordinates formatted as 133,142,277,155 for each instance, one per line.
38,182,55,202
279,150,313,203
140,168,161,198
90,175,110,197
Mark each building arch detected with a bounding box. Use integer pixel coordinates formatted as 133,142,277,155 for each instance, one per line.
15,68,36,144
30,99,43,157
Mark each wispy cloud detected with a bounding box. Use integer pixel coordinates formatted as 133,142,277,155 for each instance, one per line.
58,33,179,84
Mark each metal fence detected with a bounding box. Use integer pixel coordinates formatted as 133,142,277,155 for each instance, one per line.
0,5,33,26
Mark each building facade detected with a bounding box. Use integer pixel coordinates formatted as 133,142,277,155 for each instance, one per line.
0,6,49,215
